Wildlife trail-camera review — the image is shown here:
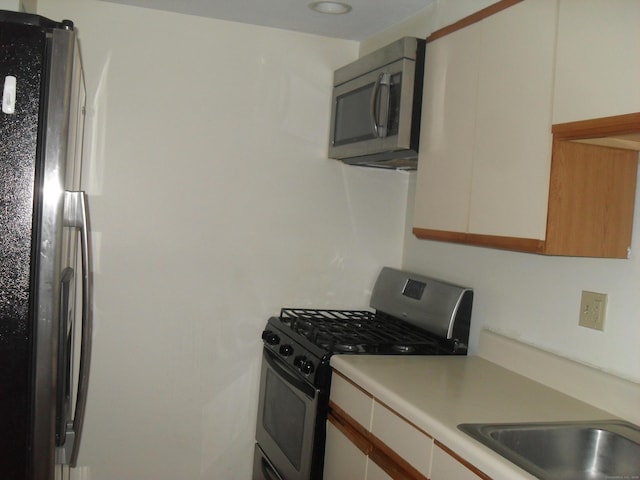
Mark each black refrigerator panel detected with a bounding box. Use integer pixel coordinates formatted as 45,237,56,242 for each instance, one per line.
1,11,91,480
0,19,48,480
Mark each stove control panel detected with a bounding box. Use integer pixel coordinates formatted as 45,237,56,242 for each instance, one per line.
262,330,280,346
279,344,293,356
262,327,322,381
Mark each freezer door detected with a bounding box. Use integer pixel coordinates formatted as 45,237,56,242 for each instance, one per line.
0,18,48,480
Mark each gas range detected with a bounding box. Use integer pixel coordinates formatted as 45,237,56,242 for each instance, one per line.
260,267,473,390
254,267,473,480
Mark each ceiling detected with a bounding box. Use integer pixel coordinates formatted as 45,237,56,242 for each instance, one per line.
98,0,436,41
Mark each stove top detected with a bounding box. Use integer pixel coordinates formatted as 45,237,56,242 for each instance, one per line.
277,308,462,355
261,268,473,387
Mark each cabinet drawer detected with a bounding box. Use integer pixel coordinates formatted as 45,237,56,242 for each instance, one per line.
431,443,488,480
371,401,433,477
323,421,368,480
330,372,374,429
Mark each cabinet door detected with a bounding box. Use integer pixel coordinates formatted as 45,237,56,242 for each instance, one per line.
331,372,373,429
366,459,393,480
323,421,367,480
553,0,640,123
469,0,556,239
430,445,485,480
370,401,433,478
413,21,481,234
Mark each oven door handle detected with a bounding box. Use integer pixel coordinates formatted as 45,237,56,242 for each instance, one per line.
260,456,283,480
263,349,316,400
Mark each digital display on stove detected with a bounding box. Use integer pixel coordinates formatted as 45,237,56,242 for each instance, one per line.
402,278,426,300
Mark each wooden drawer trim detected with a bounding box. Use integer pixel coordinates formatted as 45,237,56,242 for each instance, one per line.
369,434,429,480
327,402,371,455
328,401,429,480
427,0,523,42
434,440,493,480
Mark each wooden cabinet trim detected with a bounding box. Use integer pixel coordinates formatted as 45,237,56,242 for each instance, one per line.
434,440,493,480
412,227,544,254
328,402,429,480
427,0,523,42
368,435,429,480
552,112,640,144
327,403,371,455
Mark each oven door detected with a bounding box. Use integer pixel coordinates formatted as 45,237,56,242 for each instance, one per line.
255,348,320,480
253,444,284,480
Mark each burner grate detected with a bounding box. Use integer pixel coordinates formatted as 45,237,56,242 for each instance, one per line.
279,308,446,353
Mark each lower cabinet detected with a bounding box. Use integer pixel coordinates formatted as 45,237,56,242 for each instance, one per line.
324,420,394,480
366,460,393,480
324,421,368,480
431,443,486,480
325,371,491,480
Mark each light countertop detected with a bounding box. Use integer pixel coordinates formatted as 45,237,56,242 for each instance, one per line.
330,354,618,479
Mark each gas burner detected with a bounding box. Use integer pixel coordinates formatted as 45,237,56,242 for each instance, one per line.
391,345,415,354
278,315,294,327
333,343,363,353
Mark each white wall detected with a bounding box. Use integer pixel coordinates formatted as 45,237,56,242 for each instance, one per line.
364,0,640,384
38,1,409,479
0,0,22,11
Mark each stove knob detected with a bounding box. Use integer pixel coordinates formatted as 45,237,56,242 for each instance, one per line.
279,344,293,357
293,355,306,368
262,331,280,346
301,360,315,376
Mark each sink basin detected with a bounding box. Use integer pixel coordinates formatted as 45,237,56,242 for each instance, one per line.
458,420,640,480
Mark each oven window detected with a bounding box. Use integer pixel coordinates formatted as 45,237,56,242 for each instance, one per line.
262,370,306,470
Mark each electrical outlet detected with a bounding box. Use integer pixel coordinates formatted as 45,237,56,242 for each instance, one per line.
579,291,607,331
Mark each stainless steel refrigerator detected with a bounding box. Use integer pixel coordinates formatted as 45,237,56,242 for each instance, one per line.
0,10,93,480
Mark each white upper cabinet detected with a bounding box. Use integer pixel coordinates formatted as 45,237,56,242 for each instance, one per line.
552,0,640,124
413,21,480,234
469,0,556,239
414,0,557,241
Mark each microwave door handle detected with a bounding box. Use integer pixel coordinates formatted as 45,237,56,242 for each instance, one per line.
370,72,390,138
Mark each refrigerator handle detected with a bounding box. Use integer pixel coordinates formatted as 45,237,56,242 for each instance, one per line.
63,190,93,467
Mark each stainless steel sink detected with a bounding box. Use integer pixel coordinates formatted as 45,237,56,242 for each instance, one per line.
458,420,640,480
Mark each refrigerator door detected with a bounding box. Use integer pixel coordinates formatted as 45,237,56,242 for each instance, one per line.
0,18,48,480
34,23,93,477
0,12,92,479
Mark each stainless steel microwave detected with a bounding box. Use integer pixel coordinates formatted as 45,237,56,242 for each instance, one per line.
328,37,425,170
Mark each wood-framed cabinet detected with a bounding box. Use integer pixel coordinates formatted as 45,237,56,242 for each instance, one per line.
324,371,490,480
412,0,640,258
552,0,640,124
